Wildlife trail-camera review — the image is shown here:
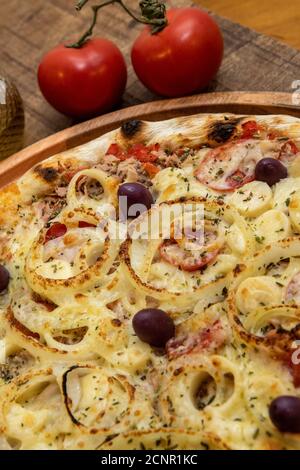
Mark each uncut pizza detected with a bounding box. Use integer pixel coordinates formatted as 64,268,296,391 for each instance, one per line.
2,113,300,449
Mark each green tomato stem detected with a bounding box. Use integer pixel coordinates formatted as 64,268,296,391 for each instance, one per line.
67,0,168,49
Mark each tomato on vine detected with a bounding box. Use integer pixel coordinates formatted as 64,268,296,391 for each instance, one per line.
132,5,224,97
38,38,127,118
38,1,224,117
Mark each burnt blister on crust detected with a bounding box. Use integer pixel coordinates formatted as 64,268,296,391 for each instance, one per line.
121,120,143,138
34,164,58,183
207,118,241,146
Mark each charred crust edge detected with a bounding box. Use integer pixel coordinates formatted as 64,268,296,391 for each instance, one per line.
121,120,143,138
207,118,242,145
34,165,58,183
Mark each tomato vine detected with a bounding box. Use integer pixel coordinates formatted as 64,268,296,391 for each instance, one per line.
68,0,168,48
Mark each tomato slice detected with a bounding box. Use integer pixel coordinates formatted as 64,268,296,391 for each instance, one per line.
195,140,262,191
78,221,97,228
45,222,67,243
106,143,127,160
283,140,298,154
166,320,226,360
279,140,299,163
106,143,120,156
160,240,219,272
241,120,262,139
224,169,254,190
129,143,158,163
106,142,159,163
128,143,159,163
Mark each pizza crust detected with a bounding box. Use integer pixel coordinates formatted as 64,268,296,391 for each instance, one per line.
1,112,300,449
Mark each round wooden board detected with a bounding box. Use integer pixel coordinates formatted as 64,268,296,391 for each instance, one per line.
0,91,299,188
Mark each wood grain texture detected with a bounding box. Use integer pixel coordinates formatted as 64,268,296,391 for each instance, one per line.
0,91,299,188
1,0,300,148
199,0,300,49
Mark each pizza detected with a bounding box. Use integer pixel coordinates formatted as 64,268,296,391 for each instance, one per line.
1,113,300,449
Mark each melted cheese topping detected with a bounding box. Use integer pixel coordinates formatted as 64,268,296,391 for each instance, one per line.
1,114,300,450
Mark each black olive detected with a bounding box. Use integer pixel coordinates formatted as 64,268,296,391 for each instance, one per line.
255,158,287,186
0,265,9,292
269,395,300,433
118,182,153,220
132,308,175,348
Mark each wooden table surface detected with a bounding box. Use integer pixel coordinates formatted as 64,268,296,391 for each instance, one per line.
1,0,300,148
199,0,300,50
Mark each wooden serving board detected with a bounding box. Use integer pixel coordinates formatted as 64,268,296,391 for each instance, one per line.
0,91,299,188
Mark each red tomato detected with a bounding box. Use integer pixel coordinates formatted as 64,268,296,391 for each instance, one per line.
106,143,159,162
241,121,261,139
129,143,159,162
159,240,219,272
45,223,67,243
131,8,223,97
38,38,127,118
280,140,299,163
225,169,254,190
106,143,126,159
166,320,225,360
195,141,256,192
